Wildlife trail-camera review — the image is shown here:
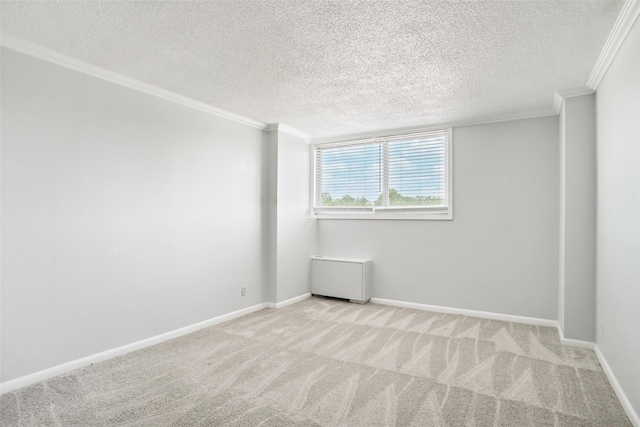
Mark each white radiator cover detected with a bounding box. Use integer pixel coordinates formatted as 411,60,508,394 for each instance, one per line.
311,256,372,303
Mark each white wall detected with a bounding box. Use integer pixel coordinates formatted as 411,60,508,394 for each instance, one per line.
318,116,560,320
595,19,640,415
266,131,279,303
0,48,268,382
559,94,597,342
270,130,315,303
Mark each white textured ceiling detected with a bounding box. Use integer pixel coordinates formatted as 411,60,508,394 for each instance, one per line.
0,1,624,138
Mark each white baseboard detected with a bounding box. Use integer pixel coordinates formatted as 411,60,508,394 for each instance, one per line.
557,327,596,350
0,302,268,395
559,337,595,349
371,297,560,328
594,345,640,426
373,297,599,350
267,293,311,309
372,296,638,425
0,294,313,395
3,293,637,426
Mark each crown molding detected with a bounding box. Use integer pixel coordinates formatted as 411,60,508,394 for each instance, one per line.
552,92,564,114
312,110,556,145
0,33,268,130
3,31,607,143
552,86,594,114
587,0,640,90
265,123,310,141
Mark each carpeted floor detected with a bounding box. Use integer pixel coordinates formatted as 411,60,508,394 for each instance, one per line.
0,297,631,426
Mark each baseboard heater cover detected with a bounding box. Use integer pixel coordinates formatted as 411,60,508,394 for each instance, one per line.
311,256,372,303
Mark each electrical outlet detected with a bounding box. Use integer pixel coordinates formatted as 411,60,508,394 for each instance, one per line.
241,287,246,296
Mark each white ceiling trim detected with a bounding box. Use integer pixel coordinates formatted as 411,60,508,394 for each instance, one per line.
552,93,563,114
0,33,268,131
312,110,557,145
552,86,595,114
587,0,640,90
265,123,310,141
2,31,552,144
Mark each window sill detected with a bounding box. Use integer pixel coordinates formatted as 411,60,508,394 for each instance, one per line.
312,212,453,221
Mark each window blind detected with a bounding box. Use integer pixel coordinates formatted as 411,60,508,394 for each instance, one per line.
314,130,449,214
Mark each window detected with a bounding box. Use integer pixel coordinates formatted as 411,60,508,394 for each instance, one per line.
313,129,452,219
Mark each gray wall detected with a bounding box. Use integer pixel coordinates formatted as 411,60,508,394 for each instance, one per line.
266,131,279,303
318,116,560,320
275,131,315,302
559,94,596,342
0,48,268,382
595,20,640,415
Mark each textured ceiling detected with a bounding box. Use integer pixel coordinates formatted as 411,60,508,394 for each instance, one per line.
0,1,624,138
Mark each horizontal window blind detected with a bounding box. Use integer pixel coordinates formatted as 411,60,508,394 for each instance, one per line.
314,130,449,213
316,142,382,209
387,134,446,207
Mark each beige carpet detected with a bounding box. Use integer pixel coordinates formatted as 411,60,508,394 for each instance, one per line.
0,297,631,426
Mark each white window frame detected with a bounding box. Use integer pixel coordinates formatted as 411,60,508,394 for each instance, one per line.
311,128,453,220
